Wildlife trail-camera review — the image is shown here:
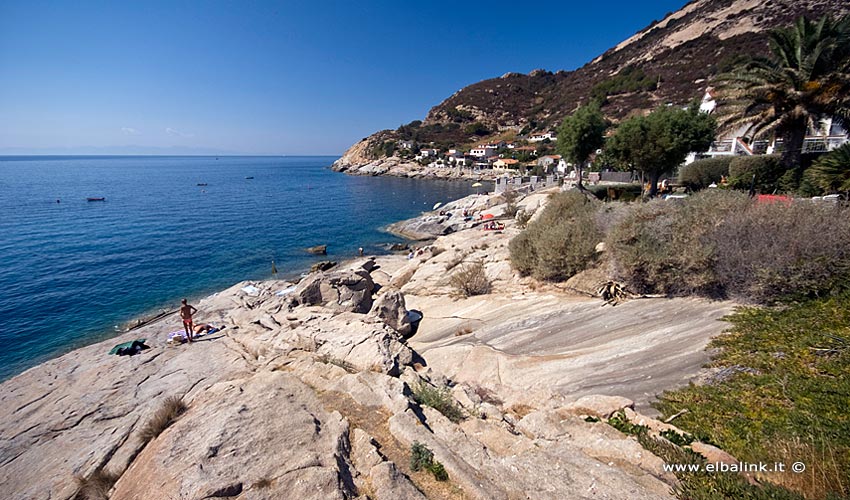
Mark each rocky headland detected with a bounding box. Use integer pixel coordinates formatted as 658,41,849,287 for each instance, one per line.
0,189,738,499
331,153,500,182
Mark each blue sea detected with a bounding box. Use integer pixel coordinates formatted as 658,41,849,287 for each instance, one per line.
0,156,477,380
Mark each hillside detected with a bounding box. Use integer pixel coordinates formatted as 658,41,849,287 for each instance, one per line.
336,0,850,166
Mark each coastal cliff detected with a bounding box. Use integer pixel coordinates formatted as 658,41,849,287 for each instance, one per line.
0,189,738,499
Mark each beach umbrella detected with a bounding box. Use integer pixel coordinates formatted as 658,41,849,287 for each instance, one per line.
472,182,483,194
483,213,495,220
433,202,443,210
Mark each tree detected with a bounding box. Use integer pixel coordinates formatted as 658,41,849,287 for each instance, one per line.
805,143,850,195
715,14,850,175
607,104,716,198
557,102,608,190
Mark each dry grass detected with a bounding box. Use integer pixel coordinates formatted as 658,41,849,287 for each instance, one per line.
454,326,473,337
472,386,503,406
139,396,187,444
762,437,848,499
73,468,120,500
506,404,535,419
444,253,465,271
449,261,492,297
252,477,274,489
317,354,357,374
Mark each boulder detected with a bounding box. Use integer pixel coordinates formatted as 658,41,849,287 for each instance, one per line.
350,428,384,471
370,290,412,336
311,260,337,272
292,270,375,313
306,244,328,255
388,261,419,289
690,442,738,465
369,462,427,500
564,394,634,419
111,371,354,500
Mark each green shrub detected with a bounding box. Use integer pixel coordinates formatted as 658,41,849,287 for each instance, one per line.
428,461,449,481
804,143,850,194
410,442,449,481
606,190,751,296
655,295,850,498
678,157,732,190
728,155,785,193
509,191,602,281
410,441,434,471
449,261,491,297
607,409,649,436
660,428,695,446
412,382,464,423
712,201,850,303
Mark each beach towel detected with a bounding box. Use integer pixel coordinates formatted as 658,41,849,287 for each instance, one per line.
241,285,260,296
167,331,188,344
109,339,148,355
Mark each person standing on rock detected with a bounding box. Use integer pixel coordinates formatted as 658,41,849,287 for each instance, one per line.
180,299,198,343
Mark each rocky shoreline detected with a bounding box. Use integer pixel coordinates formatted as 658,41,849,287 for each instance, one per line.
332,156,503,182
0,188,738,499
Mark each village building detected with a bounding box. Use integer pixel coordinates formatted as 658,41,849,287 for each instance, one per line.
688,88,849,163
494,158,520,169
528,131,557,142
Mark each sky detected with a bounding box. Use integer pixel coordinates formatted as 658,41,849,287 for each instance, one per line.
0,0,688,155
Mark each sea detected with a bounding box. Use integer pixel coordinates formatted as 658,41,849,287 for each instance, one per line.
0,155,478,381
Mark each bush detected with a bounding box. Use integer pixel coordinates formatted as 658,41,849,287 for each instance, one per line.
678,157,732,190
73,468,119,500
712,201,850,303
509,191,602,281
501,189,520,217
728,155,785,193
606,190,751,296
464,122,489,136
139,396,187,443
449,261,491,297
804,143,850,194
410,442,449,481
412,382,464,423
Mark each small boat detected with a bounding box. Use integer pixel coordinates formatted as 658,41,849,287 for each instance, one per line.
245,176,254,180
87,197,106,202
197,183,208,186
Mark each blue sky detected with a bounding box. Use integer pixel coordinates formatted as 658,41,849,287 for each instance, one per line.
0,0,687,155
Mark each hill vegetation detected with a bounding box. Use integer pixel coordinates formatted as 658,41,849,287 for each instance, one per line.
342,0,850,159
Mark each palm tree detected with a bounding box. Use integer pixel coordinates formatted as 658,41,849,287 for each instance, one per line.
805,142,850,195
715,15,850,173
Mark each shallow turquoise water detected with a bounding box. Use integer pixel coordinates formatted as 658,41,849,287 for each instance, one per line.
0,156,476,380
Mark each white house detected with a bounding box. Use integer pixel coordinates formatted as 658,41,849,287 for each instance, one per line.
528,131,557,142
469,145,497,158
398,140,415,150
537,154,562,168
419,148,439,158
689,87,849,164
